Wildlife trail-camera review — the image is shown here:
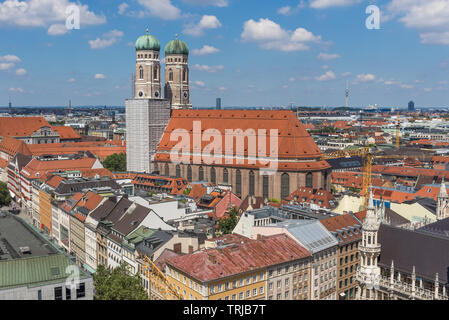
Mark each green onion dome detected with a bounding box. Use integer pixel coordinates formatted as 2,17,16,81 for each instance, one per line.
165,35,189,56
135,29,161,51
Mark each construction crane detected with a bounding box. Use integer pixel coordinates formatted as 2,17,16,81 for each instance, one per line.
396,111,400,149
322,147,408,210
140,255,184,300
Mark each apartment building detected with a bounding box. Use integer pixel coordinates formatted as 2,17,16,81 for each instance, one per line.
164,234,311,300
321,213,363,300
253,219,339,300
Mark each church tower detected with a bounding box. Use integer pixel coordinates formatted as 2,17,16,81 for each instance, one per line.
134,29,162,99
356,188,381,300
164,35,192,109
437,179,448,220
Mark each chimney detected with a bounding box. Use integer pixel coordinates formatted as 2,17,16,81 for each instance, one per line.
208,254,216,264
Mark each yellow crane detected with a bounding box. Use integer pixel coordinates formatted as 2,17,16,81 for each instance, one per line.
322,148,408,210
140,255,184,300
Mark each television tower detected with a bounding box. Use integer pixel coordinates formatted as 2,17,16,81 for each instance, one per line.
68,99,72,114
345,81,349,108
8,95,11,109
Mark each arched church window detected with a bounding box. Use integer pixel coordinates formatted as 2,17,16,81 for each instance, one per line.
281,173,290,200
223,168,228,184
249,170,255,196
211,167,216,184
183,69,186,82
165,163,169,177
236,170,242,195
198,166,204,181
263,175,269,199
169,69,173,82
306,172,313,188
154,66,158,80
176,165,181,178
187,165,192,182
139,66,144,79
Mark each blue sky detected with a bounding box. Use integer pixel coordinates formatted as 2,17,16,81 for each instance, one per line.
0,0,448,108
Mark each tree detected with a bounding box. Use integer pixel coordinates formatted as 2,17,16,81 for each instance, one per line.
93,263,148,300
218,207,239,235
0,182,11,207
102,153,126,172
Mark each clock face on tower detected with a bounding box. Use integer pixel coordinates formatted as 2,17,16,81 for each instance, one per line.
138,91,144,97
154,91,160,98
183,91,189,100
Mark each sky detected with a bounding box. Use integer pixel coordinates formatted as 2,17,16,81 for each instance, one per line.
0,0,449,108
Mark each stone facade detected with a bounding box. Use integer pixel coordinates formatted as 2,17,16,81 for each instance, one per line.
164,53,191,109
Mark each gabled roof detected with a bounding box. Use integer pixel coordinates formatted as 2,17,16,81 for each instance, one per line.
20,157,97,180
0,137,31,157
321,213,362,245
51,126,81,140
378,224,449,283
167,234,311,283
0,116,51,138
155,110,330,171
284,187,335,209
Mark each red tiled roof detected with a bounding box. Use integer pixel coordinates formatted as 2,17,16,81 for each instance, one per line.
20,157,97,180
167,234,311,283
132,174,188,195
52,126,81,140
432,156,449,164
372,165,449,180
284,187,335,209
0,116,51,137
0,137,32,157
0,158,8,169
45,175,66,189
155,110,330,172
321,213,362,245
331,171,384,189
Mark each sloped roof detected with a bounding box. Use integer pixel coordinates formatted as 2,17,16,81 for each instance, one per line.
378,224,449,283
285,187,335,209
0,137,32,157
155,110,330,171
320,213,362,245
51,126,81,140
0,116,51,138
167,234,311,283
21,157,97,179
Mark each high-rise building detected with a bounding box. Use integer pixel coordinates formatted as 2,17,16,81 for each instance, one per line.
164,35,191,110
216,98,221,110
408,101,415,111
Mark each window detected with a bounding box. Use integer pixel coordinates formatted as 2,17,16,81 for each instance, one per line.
38,290,42,300
153,66,158,80
236,170,242,195
211,167,216,184
246,290,251,298
281,173,290,200
66,287,71,300
187,165,192,181
306,172,313,188
218,284,222,292
239,292,244,300
285,278,289,286
169,69,173,81
269,282,273,290
285,291,289,298
260,286,264,294
232,294,236,300
139,66,144,79
54,287,63,300
223,168,228,184
198,166,204,181
277,293,281,300
165,163,170,177
176,165,181,178
183,68,187,82
76,283,85,298
249,170,255,196
277,280,281,288
263,175,269,198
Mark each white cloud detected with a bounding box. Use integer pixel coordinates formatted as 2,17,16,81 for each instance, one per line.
9,87,23,93
182,0,228,7
241,18,323,52
400,84,414,89
386,0,449,45
68,78,76,82
15,68,26,75
0,63,14,70
137,0,181,20
321,65,329,69
278,1,305,15
118,2,129,15
192,64,224,72
47,24,68,36
317,52,340,60
310,0,362,9
192,45,220,56
342,72,352,77
0,55,21,63
194,80,205,87
289,77,295,82
219,86,227,91
89,30,124,49
316,70,336,81
356,73,376,82
0,0,105,28
94,73,106,79
183,15,222,36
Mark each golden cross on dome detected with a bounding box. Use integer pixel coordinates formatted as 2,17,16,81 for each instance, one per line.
146,28,149,33
175,34,179,39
